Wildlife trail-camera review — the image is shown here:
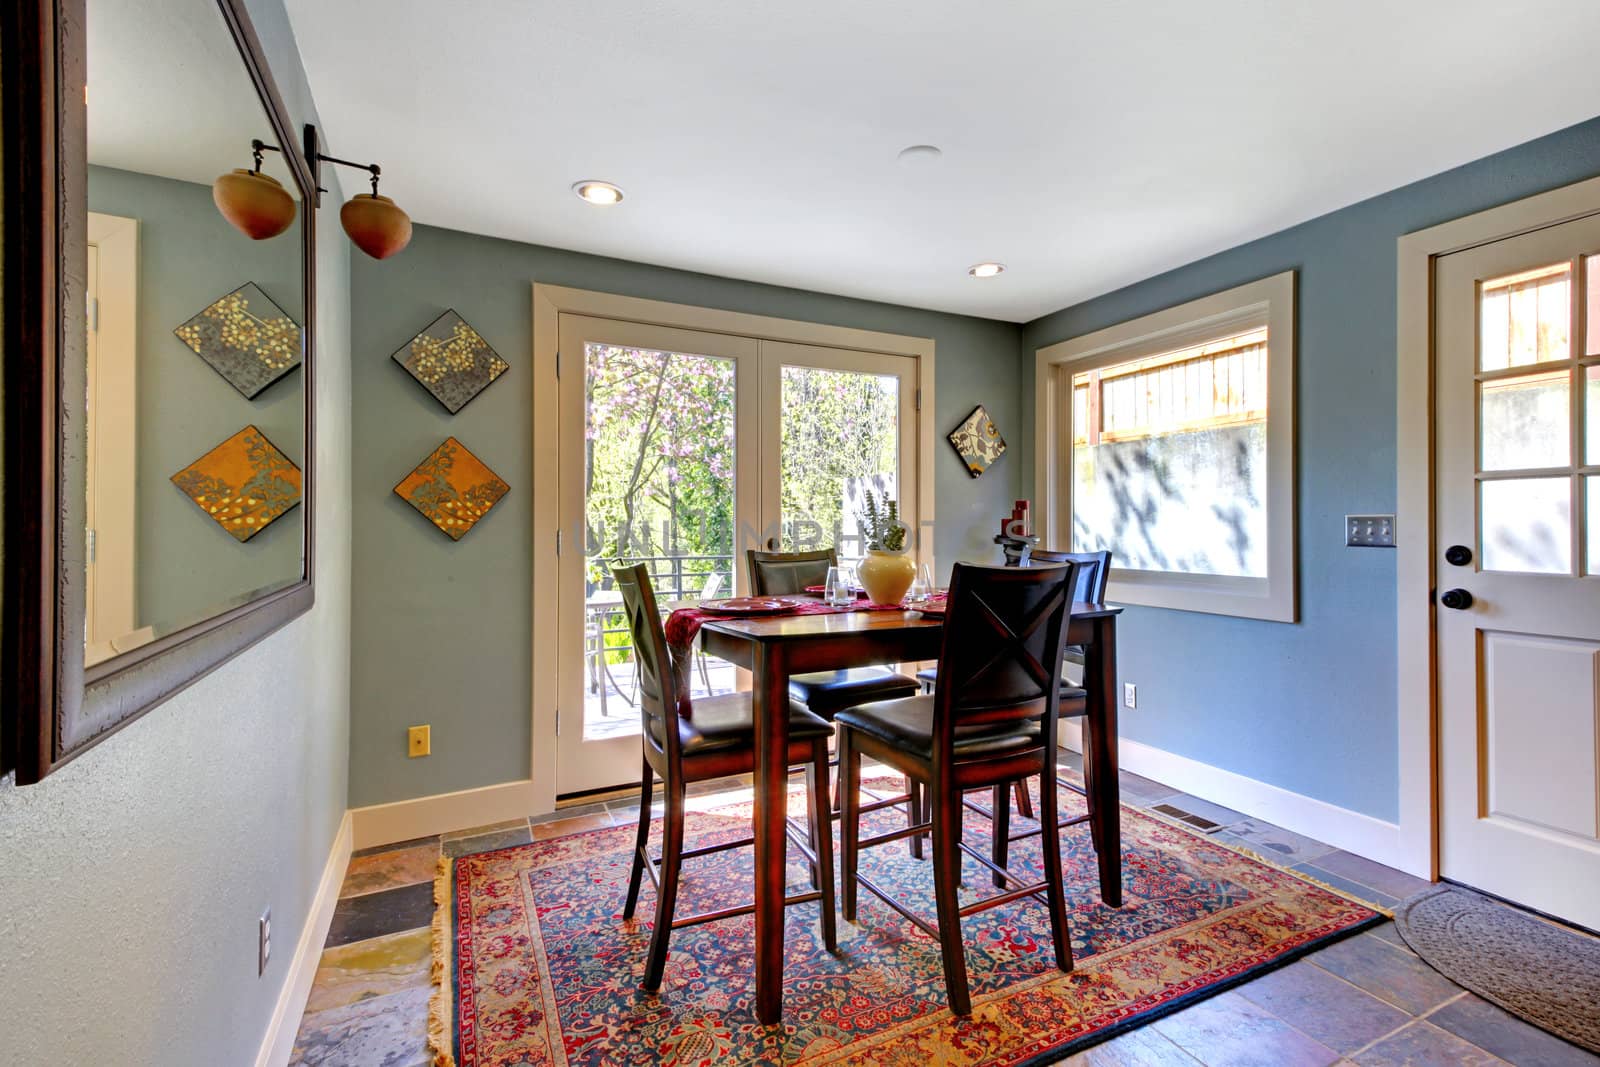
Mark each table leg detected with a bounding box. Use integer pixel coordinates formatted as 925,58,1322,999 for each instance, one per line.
1085,616,1122,907
752,648,788,1024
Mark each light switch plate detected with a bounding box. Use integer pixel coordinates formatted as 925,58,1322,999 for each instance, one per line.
1346,514,1395,547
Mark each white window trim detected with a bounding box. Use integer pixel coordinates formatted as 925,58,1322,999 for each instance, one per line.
1034,270,1297,622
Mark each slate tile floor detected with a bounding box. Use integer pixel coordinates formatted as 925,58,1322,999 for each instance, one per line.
288,760,1600,1066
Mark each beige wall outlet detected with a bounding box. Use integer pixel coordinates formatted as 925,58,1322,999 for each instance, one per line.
408,724,431,758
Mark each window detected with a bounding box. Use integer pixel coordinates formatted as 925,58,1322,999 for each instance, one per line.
1035,271,1296,621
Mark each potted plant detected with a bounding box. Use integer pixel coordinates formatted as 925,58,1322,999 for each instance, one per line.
854,490,917,605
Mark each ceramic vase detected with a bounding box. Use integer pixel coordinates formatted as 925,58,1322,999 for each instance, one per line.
857,549,916,606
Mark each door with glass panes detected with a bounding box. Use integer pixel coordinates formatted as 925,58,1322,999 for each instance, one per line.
1434,213,1600,930
555,317,920,797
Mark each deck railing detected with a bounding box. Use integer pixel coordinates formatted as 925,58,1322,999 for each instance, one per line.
587,554,735,668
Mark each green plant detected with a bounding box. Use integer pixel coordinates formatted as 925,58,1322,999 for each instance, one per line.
856,489,907,552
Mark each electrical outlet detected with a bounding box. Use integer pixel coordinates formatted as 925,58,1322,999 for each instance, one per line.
1346,514,1396,547
408,724,431,758
259,908,272,976
1123,683,1137,709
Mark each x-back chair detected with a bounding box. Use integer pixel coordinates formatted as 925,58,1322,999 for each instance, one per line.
613,564,838,991
835,561,1082,1015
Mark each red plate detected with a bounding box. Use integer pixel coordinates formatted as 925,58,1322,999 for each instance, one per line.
697,597,800,616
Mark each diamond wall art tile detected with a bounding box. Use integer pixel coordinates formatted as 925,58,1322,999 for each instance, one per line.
392,309,509,414
394,437,510,541
173,282,302,399
170,425,302,543
948,403,1007,478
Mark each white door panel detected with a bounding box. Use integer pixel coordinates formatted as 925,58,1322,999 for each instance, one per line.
1435,211,1600,930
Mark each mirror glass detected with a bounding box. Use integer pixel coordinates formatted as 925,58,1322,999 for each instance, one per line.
84,0,306,667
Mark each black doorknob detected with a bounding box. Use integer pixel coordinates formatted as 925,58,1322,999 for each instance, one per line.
1445,545,1473,566
1440,588,1474,610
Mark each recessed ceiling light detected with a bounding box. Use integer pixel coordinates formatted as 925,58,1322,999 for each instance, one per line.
968,262,1006,278
573,180,624,206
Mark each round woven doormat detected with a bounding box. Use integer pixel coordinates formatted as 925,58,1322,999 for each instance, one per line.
1396,884,1600,1054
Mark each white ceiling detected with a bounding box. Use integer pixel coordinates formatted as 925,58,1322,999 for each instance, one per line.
88,0,298,193
283,0,1600,323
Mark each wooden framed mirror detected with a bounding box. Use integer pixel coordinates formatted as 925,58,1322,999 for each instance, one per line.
2,0,317,782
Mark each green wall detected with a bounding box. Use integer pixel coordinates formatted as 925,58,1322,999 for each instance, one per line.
0,1,353,1062
349,225,1022,806
88,164,305,633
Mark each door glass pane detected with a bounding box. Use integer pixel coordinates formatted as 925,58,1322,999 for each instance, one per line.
1590,477,1599,577
1479,372,1569,471
583,343,737,739
1480,477,1571,574
1586,254,1599,356
1588,365,1599,465
1071,328,1269,576
1479,263,1569,371
779,365,899,560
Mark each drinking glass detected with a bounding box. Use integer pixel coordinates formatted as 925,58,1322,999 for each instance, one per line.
823,566,848,607
906,566,928,604
914,563,934,602
842,564,861,601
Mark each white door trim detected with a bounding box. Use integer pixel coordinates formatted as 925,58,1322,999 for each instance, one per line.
530,284,936,815
1395,172,1600,880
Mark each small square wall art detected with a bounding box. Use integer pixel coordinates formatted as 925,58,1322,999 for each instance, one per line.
174,282,301,399
948,403,1007,478
171,425,302,542
392,309,510,414
394,437,510,541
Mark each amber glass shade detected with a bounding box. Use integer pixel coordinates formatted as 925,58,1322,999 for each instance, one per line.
212,169,296,240
340,193,412,260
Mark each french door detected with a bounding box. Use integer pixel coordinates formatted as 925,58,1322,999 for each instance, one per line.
555,316,920,796
1434,211,1600,930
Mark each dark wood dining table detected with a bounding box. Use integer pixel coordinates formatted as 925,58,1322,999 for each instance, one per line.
697,599,1123,1024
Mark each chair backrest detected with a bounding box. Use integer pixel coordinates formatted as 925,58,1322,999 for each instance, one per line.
612,563,686,763
745,547,837,596
1026,547,1112,603
932,562,1079,754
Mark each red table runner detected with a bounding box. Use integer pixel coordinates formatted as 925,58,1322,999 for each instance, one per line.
661,595,944,710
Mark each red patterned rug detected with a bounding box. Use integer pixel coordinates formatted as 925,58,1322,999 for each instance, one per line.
430,777,1382,1066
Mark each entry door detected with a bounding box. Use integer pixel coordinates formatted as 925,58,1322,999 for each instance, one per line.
1435,213,1600,929
556,315,759,796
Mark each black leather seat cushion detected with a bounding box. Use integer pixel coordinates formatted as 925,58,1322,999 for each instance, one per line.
789,667,919,718
916,667,1086,716
834,694,1042,760
666,692,834,757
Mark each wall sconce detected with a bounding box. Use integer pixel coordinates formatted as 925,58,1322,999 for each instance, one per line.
212,128,413,260
212,140,296,240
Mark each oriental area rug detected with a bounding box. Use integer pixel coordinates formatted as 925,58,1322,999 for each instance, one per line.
430,777,1382,1066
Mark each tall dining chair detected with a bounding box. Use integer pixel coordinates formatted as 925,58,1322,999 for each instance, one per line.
746,547,926,859
613,564,838,991
836,561,1082,1016
916,549,1111,831
982,548,1111,882
745,548,921,720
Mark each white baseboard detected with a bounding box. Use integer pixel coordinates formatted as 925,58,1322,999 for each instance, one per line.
349,778,540,851
1059,722,1415,874
255,811,352,1067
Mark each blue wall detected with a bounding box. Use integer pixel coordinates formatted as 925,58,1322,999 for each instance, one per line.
348,227,1021,806
1019,116,1600,822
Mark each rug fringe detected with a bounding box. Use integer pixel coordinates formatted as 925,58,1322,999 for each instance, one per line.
428,855,457,1067
1137,806,1395,918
